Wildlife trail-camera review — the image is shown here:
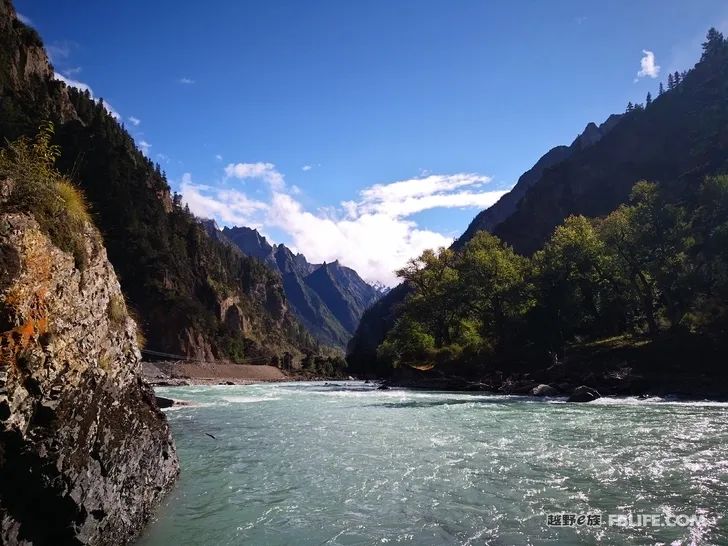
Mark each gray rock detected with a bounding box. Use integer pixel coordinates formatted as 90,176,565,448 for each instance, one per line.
0,212,179,545
567,385,601,403
531,384,559,397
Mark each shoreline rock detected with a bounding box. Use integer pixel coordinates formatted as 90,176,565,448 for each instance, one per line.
0,212,179,545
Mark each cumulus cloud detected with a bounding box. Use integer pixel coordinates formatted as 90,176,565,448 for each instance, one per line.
128,116,141,126
181,167,507,286
224,162,285,191
178,77,195,84
637,49,660,79
53,72,120,119
215,154,223,161
139,140,152,156
181,173,267,227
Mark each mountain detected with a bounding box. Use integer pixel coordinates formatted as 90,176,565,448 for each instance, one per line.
0,1,314,363
454,114,622,247
348,32,728,374
347,116,625,374
220,226,381,349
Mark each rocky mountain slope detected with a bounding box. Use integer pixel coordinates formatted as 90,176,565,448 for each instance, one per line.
0,0,314,363
348,34,728,374
0,201,178,543
454,114,622,247
220,226,381,349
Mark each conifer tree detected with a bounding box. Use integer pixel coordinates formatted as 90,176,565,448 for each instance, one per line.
668,73,675,90
646,92,652,106
659,82,664,95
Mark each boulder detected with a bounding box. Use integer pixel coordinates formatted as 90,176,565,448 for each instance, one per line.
531,384,559,397
567,385,601,403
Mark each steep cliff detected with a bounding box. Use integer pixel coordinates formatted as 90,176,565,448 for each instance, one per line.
455,114,622,247
222,226,381,349
0,204,179,544
0,0,314,362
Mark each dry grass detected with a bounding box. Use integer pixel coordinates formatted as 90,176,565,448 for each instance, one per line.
107,294,127,326
0,123,93,269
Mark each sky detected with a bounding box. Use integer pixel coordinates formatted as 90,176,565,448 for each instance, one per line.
15,0,728,285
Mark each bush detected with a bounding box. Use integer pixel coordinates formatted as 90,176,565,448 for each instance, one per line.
0,122,93,268
107,294,127,326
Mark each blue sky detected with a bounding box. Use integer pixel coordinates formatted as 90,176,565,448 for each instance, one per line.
15,0,728,284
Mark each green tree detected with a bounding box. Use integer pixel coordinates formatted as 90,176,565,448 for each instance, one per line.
396,247,463,347
532,215,614,353
458,231,532,350
599,182,694,334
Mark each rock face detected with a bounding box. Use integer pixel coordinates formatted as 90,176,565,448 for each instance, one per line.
220,226,382,349
0,212,179,545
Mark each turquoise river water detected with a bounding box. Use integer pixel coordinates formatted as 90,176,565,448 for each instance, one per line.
138,381,728,545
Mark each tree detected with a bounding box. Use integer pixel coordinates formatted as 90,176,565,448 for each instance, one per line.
646,92,652,107
626,101,634,112
674,71,681,86
701,27,727,61
598,182,694,334
533,216,614,352
659,82,664,96
396,247,463,347
457,231,533,350
668,73,675,90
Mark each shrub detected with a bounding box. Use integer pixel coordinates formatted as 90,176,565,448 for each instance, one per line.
107,294,127,326
0,122,92,268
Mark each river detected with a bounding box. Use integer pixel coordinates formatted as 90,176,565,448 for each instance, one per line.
139,381,728,545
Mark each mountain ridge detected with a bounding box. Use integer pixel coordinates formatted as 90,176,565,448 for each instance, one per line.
220,225,382,349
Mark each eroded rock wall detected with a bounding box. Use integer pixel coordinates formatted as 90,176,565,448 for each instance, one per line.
0,212,179,545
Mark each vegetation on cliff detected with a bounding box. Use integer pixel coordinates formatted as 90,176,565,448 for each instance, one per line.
0,1,316,362
376,177,728,377
0,127,179,544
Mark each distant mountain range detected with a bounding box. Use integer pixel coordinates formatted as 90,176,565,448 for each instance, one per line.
203,223,383,349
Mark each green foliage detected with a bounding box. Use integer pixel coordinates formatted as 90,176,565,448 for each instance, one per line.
375,176,728,372
0,123,92,268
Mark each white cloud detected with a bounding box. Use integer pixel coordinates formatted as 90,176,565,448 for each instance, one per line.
224,162,285,191
302,165,313,171
139,140,152,156
16,12,32,25
53,72,120,120
128,116,141,126
637,49,660,79
215,154,223,161
178,77,195,84
181,168,507,286
181,173,267,227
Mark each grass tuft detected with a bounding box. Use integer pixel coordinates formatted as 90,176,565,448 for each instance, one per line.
0,122,93,269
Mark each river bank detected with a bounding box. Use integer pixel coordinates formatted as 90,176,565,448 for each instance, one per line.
379,335,728,400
